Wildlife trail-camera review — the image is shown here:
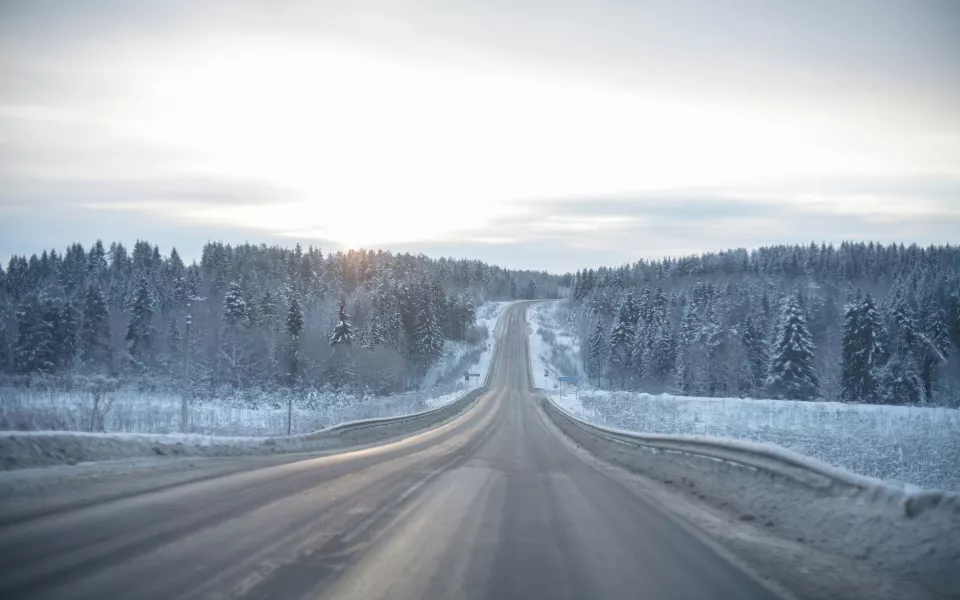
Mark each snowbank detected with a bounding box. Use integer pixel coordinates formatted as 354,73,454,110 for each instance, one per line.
541,396,960,598
0,387,488,471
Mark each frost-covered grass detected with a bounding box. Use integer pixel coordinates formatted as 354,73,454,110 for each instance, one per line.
528,301,960,491
0,383,473,437
560,390,960,491
0,302,512,438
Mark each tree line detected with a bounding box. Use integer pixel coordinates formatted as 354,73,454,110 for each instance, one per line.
0,240,558,397
572,242,959,406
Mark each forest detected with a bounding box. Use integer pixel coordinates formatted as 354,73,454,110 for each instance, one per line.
0,240,558,399
571,242,960,406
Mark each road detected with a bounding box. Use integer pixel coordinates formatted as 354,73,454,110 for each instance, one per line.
0,303,780,599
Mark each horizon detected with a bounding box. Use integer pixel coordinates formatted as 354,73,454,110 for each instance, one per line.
3,236,955,278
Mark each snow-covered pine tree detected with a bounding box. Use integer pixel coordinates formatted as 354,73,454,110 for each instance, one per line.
15,295,56,374
766,294,819,400
87,239,108,280
876,353,926,404
608,299,635,388
256,291,277,329
840,291,886,402
413,302,443,376
646,312,675,385
80,284,111,370
285,296,303,385
222,282,249,328
622,292,640,326
57,299,79,369
740,313,768,396
629,320,646,383
125,277,156,369
587,315,606,384
330,298,352,346
221,281,250,387
922,299,951,400
572,270,584,301
167,317,181,369
525,279,538,300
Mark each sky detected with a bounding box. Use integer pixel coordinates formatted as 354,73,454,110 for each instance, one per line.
1,0,958,272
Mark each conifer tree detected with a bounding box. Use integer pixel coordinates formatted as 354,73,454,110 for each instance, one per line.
330,298,352,346
587,315,606,384
80,284,111,370
125,277,155,369
767,294,819,400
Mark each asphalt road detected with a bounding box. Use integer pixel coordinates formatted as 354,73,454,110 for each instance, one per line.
0,303,780,599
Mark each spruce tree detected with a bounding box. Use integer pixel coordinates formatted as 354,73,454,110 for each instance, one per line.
125,277,156,369
740,313,768,396
286,297,303,338
587,315,606,384
257,291,278,330
767,294,819,400
876,353,926,405
608,300,635,388
330,298,352,346
167,317,181,365
80,284,112,370
922,300,951,399
285,296,303,385
57,299,79,369
840,291,886,402
15,296,57,374
413,302,443,375
87,240,108,279
222,282,248,328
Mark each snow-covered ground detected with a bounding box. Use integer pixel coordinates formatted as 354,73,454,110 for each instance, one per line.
526,302,581,390
0,302,513,439
528,301,960,491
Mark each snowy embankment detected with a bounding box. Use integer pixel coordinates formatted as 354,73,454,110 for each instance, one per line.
544,398,960,599
528,301,960,492
0,387,488,471
0,302,512,469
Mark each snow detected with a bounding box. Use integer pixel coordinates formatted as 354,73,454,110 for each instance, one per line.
542,397,960,600
525,301,581,390
527,301,960,491
560,390,960,491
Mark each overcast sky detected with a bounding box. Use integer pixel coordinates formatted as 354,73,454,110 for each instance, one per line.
1,0,958,272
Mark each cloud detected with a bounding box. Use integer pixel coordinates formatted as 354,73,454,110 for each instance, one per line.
401,179,960,270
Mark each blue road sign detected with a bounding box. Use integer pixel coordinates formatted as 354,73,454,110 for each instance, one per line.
557,376,581,383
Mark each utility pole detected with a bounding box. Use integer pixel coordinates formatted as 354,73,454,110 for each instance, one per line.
180,305,191,433
287,393,293,436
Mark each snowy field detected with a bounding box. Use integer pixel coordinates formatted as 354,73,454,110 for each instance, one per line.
0,302,511,438
528,301,960,491
526,302,582,390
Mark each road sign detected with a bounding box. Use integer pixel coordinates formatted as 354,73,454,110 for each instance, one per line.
557,376,581,383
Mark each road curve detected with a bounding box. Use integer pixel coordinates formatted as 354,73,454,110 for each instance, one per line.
0,303,780,600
